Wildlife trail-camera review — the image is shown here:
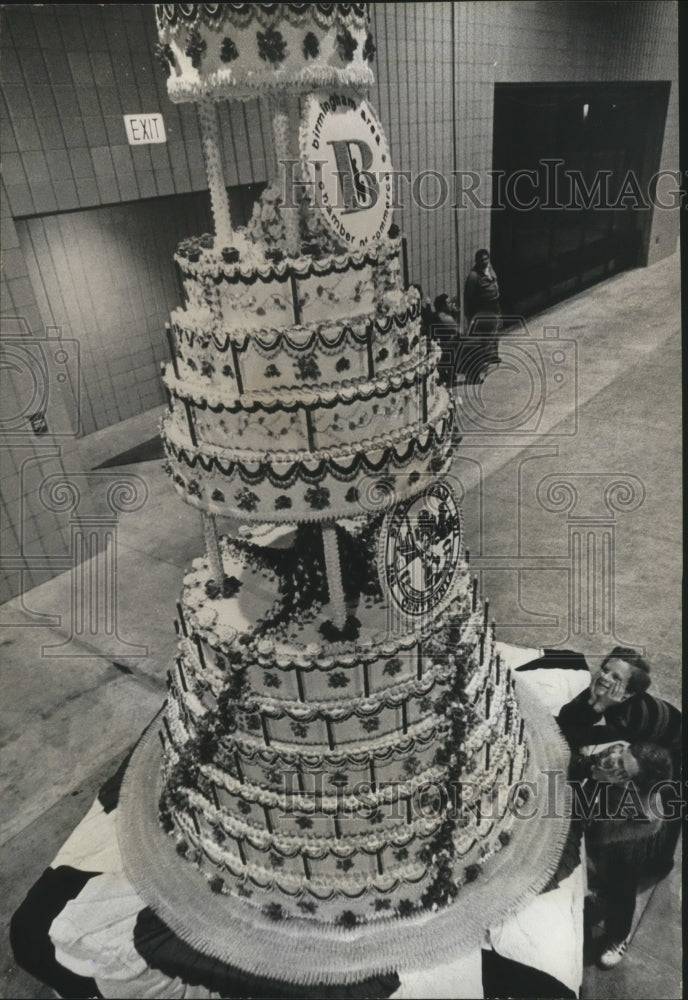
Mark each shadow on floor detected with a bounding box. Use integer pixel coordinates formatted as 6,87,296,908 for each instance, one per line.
93,435,164,469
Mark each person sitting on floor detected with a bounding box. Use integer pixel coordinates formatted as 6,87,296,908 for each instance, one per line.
411,282,435,340
432,293,459,387
573,741,674,970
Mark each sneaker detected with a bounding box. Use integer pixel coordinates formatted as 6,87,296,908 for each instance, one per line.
599,938,629,969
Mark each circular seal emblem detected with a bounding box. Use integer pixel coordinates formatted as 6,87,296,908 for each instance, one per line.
378,480,463,620
300,92,394,249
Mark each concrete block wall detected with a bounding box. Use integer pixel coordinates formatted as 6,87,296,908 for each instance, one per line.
0,4,270,214
0,3,271,433
370,3,461,304
15,196,209,432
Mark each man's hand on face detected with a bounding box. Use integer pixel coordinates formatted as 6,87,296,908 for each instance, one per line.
587,657,634,713
588,676,629,712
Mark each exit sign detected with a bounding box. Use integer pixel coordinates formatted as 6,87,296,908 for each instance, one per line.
124,114,166,145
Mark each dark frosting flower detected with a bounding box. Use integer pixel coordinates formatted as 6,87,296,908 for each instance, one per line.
154,42,175,76
465,863,481,883
336,27,358,62
257,26,288,65
295,356,321,381
220,36,239,62
304,485,330,510
235,488,259,512
303,31,319,59
327,670,350,689
362,32,376,63
185,28,207,69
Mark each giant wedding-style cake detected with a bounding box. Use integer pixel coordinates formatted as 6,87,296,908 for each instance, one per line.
137,1,533,962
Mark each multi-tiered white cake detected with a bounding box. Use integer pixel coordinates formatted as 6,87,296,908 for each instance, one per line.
153,2,528,931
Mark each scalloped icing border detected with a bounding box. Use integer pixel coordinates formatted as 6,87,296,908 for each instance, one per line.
156,3,369,35
164,344,436,412
175,237,400,284
162,402,454,486
171,290,420,355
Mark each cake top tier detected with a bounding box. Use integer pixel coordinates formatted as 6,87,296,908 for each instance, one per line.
155,3,376,103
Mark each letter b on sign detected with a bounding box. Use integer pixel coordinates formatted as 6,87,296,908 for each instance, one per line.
301,93,393,249
327,139,379,213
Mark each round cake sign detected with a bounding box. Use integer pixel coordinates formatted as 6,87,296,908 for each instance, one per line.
300,92,394,248
379,480,463,620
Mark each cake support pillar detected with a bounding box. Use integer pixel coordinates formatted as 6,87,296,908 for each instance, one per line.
322,524,347,628
202,512,224,584
269,92,300,256
197,98,233,247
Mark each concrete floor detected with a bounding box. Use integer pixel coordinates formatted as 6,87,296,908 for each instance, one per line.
1,253,682,998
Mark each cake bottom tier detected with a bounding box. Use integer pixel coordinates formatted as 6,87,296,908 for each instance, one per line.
118,676,571,982
159,682,529,925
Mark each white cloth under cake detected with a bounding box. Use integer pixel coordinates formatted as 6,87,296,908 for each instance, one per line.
48,653,588,999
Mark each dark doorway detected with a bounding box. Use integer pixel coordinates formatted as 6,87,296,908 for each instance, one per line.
491,82,670,317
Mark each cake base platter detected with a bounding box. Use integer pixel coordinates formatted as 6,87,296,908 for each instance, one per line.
117,675,571,986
